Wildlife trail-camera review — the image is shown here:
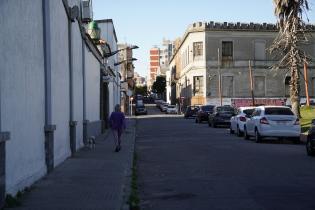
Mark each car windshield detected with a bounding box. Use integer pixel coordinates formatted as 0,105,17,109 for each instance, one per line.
243,109,255,115
202,105,214,111
217,106,234,112
265,107,294,115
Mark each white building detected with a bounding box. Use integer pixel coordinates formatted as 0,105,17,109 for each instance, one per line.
0,0,119,205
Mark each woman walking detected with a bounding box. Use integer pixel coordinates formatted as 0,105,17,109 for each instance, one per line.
109,104,126,152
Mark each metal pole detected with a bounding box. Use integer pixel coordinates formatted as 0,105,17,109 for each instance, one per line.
218,48,222,106
304,61,310,106
249,60,255,106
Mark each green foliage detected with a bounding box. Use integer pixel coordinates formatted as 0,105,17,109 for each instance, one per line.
152,76,166,94
134,85,148,96
4,193,22,208
128,153,140,210
301,106,315,133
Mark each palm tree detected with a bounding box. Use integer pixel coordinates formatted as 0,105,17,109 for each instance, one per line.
271,0,310,118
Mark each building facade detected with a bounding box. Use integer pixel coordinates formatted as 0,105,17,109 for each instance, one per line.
0,0,120,206
169,22,315,110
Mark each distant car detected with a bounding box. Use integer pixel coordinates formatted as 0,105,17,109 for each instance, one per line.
160,102,169,112
184,106,199,119
195,105,215,123
135,105,147,116
243,106,301,143
208,105,235,128
230,107,255,136
306,119,315,156
166,105,177,114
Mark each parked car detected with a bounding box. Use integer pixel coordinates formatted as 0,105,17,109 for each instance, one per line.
160,102,169,112
135,105,147,116
195,105,215,123
243,106,301,143
155,99,164,108
184,105,200,118
306,119,315,156
166,105,177,114
208,105,235,127
230,107,255,136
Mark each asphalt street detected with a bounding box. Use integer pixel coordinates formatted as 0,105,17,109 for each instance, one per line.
136,105,315,210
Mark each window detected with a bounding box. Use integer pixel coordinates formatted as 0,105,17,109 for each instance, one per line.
254,76,265,97
222,41,233,67
193,76,204,96
265,108,294,115
193,42,203,59
222,76,234,97
254,40,266,60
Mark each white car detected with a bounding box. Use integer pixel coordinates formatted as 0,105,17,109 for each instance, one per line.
166,105,177,114
243,106,301,143
230,107,255,136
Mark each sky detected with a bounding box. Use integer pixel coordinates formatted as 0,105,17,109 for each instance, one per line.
93,0,315,78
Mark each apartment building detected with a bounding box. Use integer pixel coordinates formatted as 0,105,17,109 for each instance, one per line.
169,21,315,109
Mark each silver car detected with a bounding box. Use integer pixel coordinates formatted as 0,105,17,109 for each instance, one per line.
243,106,301,143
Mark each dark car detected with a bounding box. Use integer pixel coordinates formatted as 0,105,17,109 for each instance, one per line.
195,105,214,123
184,106,199,119
135,105,147,116
306,119,315,156
208,105,236,127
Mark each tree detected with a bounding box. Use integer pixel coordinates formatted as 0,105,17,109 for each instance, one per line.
270,0,310,117
134,85,148,96
152,76,166,98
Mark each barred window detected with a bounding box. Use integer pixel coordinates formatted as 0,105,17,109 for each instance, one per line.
193,76,204,96
193,42,203,58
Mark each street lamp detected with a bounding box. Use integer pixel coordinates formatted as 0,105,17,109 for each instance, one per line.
114,58,137,66
104,45,139,58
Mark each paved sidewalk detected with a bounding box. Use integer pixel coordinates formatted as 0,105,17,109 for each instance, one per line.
10,119,136,210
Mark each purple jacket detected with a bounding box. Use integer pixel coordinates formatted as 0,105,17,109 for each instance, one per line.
109,112,126,130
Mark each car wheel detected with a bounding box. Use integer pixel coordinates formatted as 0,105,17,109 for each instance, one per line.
255,128,262,143
244,127,249,140
208,120,211,127
306,137,315,156
229,125,234,134
195,118,198,123
236,126,242,137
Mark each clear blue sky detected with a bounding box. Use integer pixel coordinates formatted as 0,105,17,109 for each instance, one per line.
93,0,315,78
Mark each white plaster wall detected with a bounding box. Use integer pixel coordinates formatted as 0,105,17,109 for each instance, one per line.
98,21,119,113
50,1,71,166
0,0,46,194
72,21,84,149
85,46,100,121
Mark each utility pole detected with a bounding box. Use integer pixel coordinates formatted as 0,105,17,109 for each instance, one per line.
304,61,310,106
249,60,255,106
218,48,222,106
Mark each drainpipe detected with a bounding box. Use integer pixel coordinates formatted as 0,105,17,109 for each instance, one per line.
0,39,10,210
42,0,56,173
68,6,79,155
81,24,88,145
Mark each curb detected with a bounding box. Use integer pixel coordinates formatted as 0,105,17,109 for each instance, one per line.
121,119,137,210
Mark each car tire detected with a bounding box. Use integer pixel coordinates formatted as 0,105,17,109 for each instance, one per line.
255,128,262,143
195,118,198,123
244,127,249,140
237,126,242,137
306,137,315,156
293,137,300,144
213,122,217,128
229,125,234,134
208,120,211,127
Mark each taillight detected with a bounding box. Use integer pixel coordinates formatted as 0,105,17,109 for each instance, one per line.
260,117,269,125
294,119,300,125
239,116,246,122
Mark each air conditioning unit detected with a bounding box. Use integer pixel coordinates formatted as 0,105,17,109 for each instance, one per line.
81,0,93,23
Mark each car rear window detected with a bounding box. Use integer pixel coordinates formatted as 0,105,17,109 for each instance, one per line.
265,107,294,115
217,106,234,112
243,109,255,115
202,105,214,111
